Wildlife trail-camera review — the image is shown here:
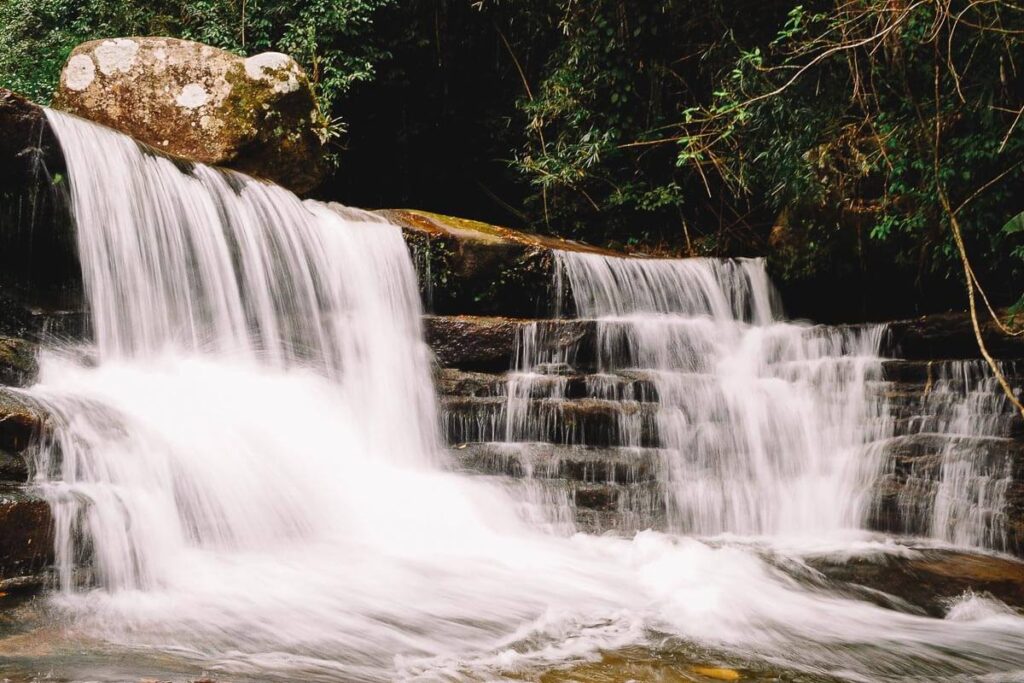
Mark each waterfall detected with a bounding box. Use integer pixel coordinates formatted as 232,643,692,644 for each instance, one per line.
33,110,454,594
888,360,1020,550
503,251,892,536
10,110,1024,682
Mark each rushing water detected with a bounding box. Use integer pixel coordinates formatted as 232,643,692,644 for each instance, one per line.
888,359,1020,550
3,111,1024,681
509,252,893,536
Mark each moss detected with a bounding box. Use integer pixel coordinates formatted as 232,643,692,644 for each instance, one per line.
221,63,264,142
0,338,37,387
221,61,325,193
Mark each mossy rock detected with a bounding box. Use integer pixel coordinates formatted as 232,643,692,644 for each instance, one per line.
53,37,326,194
380,209,617,317
0,338,37,387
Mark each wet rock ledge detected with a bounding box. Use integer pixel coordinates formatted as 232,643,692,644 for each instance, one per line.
0,385,51,590
380,209,619,318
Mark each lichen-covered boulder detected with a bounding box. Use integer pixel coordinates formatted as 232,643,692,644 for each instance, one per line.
53,37,326,194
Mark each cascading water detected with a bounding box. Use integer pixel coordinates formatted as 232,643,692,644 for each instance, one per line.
888,359,1021,550
5,110,1024,682
504,251,892,536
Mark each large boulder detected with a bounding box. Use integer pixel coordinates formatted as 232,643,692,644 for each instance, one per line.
53,37,326,194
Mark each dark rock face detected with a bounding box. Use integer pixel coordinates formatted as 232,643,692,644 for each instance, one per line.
884,311,1024,359
0,389,43,455
0,89,80,317
0,90,66,191
0,487,53,580
53,37,327,194
424,315,596,371
0,450,28,483
382,210,620,317
0,389,50,585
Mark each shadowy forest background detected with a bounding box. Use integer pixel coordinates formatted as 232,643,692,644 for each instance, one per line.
3,0,1024,321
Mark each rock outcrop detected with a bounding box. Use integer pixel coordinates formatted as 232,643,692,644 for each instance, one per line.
0,389,50,587
0,487,52,585
885,310,1024,359
53,37,326,194
0,89,79,318
424,315,596,371
0,338,38,387
381,210,617,317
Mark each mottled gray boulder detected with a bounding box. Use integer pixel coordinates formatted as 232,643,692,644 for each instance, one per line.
53,37,326,194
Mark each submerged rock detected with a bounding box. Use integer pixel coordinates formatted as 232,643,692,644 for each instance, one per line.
53,37,326,194
809,548,1024,617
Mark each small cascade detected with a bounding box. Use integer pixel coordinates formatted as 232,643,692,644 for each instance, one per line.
879,360,1023,551
488,251,893,536
452,250,1023,551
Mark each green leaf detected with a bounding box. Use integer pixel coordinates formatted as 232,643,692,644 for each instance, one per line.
1003,211,1024,235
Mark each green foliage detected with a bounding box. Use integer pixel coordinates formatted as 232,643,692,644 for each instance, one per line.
476,0,1024,310
712,1,1024,296
3,0,1024,315
0,0,392,116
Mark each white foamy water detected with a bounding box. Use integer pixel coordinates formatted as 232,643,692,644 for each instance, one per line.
8,110,1024,681
891,360,1020,550
501,251,893,536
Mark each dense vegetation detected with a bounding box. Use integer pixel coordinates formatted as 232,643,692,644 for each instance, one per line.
3,0,1024,319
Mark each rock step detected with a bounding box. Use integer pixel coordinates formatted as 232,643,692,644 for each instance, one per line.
884,312,1024,360
424,315,596,372
879,433,1024,478
880,358,1024,383
442,396,659,447
426,316,1024,381
452,434,1023,484
478,474,666,534
436,368,659,400
0,486,53,580
437,368,998,402
443,396,1022,448
886,413,1023,439
0,388,44,454
449,442,664,482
